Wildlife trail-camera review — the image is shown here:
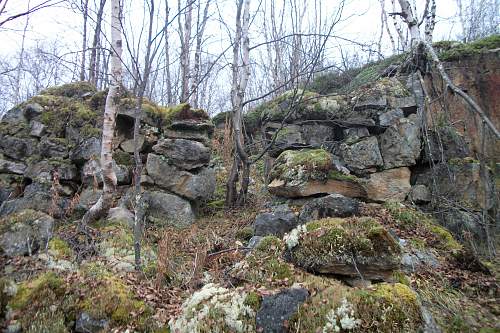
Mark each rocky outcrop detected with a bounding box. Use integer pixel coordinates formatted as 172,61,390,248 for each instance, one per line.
0,83,215,229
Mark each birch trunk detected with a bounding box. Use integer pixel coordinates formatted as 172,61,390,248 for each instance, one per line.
79,0,89,81
81,0,121,226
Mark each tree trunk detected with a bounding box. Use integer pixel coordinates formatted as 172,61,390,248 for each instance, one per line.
79,0,89,81
191,0,210,108
179,0,192,102
225,0,251,207
89,0,106,86
81,0,122,227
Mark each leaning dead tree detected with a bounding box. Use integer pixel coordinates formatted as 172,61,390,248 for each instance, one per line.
396,0,500,139
81,0,122,227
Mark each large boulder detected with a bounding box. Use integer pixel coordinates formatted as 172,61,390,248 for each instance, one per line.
339,136,383,173
253,204,298,237
423,126,471,163
70,137,101,165
0,190,67,218
365,167,411,202
379,114,421,169
268,149,367,199
144,190,195,226
0,136,37,161
152,138,210,170
298,194,360,223
286,217,401,280
25,160,78,182
0,209,53,256
145,153,215,201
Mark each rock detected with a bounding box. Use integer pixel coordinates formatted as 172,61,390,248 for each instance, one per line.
0,158,26,174
416,159,495,211
120,136,145,153
75,312,109,333
82,159,130,185
268,149,367,199
268,178,367,199
301,123,336,147
23,103,43,120
339,136,383,173
0,136,37,160
407,185,431,204
144,190,195,226
401,249,439,273
288,217,401,280
163,128,211,145
423,126,470,163
247,236,264,249
354,96,387,110
145,153,216,201
267,124,309,157
152,138,210,170
379,114,421,169
435,209,486,241
298,194,360,223
107,206,134,228
365,167,411,202
39,137,69,159
29,121,46,137
0,190,67,218
253,204,298,237
70,137,101,164
25,160,78,182
0,209,53,256
379,108,404,126
343,127,370,142
256,288,309,333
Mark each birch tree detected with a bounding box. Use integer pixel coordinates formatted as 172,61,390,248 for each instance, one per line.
81,0,122,227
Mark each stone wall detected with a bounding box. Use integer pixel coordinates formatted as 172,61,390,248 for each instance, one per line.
0,83,216,227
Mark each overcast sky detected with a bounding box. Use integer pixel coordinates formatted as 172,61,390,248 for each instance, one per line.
0,0,465,59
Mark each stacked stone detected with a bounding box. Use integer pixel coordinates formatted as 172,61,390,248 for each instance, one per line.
142,106,216,226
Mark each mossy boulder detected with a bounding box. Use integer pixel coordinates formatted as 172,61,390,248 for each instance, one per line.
268,149,367,199
6,272,75,332
289,280,422,332
437,34,500,61
287,217,401,280
0,209,53,257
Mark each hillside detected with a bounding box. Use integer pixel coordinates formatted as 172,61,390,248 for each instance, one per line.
0,37,499,333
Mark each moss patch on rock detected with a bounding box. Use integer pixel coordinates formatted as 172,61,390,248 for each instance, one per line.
40,82,96,98
438,34,500,61
48,237,73,259
269,148,333,183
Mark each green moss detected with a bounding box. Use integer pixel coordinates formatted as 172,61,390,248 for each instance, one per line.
439,34,500,61
212,111,231,125
48,237,73,259
236,226,254,242
0,209,46,234
113,150,133,166
81,274,151,326
352,283,422,332
9,272,64,310
80,124,102,139
392,270,411,286
269,148,332,182
291,217,400,271
427,223,462,253
244,292,262,312
40,81,96,98
327,170,359,182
